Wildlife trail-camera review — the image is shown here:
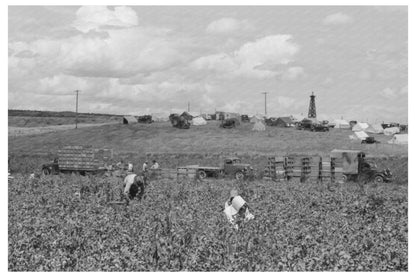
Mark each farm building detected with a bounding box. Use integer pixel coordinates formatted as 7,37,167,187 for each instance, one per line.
122,115,138,124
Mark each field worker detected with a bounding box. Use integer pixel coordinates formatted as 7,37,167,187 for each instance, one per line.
150,160,159,170
224,189,254,230
127,163,133,172
124,173,146,201
143,161,148,172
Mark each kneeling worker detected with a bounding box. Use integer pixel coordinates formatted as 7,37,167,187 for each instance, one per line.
124,173,146,202
224,189,254,230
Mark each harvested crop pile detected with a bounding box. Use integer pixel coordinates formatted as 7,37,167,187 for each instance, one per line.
8,175,407,271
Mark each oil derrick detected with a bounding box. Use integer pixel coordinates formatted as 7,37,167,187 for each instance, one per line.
308,92,316,118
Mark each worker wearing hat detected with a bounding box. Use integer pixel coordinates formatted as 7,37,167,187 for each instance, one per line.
224,189,254,229
123,173,146,202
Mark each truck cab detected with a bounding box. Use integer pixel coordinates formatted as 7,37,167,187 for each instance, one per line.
330,149,392,183
222,157,254,180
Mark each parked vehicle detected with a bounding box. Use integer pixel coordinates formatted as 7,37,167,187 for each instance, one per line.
220,118,240,129
42,146,113,176
330,149,392,183
169,113,190,129
361,137,380,144
241,114,250,123
183,157,254,180
296,118,329,132
137,115,153,124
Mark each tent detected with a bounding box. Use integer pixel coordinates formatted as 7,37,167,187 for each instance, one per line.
123,115,137,124
192,116,207,126
388,134,408,145
383,127,400,136
334,119,350,129
250,114,264,123
290,114,304,123
352,122,369,132
354,131,369,140
366,123,384,134
276,117,294,127
252,121,266,131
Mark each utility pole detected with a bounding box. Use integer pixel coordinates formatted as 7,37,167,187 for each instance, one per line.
75,90,80,129
261,92,268,116
188,102,190,112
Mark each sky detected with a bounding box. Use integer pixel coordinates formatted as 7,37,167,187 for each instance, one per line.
8,6,408,123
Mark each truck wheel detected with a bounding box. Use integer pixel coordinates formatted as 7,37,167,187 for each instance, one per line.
235,171,244,180
198,170,207,179
42,167,51,176
374,176,384,184
341,174,348,182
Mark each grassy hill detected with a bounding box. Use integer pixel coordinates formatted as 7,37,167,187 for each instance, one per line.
8,109,122,127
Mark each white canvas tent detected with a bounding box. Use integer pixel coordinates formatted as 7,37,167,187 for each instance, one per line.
383,127,400,136
354,131,369,140
334,119,350,129
250,114,264,123
252,121,266,131
352,122,369,132
366,123,384,134
388,134,408,145
191,116,207,126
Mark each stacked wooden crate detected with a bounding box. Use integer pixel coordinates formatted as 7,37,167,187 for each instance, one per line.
303,156,321,182
263,156,286,181
320,157,332,182
286,155,302,181
332,157,344,182
58,146,97,171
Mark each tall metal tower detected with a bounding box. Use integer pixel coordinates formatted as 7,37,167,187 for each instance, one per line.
308,92,316,118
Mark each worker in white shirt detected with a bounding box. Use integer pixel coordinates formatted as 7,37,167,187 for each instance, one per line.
150,160,159,170
123,174,146,202
223,189,254,230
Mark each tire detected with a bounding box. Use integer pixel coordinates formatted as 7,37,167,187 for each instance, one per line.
374,175,384,184
341,174,348,182
42,167,51,176
198,170,207,179
235,171,244,180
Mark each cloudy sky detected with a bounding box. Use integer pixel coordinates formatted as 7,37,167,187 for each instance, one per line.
8,6,407,122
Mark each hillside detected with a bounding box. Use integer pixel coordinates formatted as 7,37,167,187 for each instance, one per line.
9,121,407,157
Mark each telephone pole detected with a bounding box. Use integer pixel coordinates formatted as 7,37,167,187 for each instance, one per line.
75,90,80,129
261,92,268,116
188,101,190,112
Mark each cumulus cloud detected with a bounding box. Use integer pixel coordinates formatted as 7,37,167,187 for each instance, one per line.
323,13,353,25
206,17,252,34
72,6,139,33
192,35,300,79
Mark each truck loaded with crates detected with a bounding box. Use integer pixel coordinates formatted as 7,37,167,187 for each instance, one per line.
41,145,113,176
263,149,392,184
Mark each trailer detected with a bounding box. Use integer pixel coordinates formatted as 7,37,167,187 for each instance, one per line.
41,145,113,175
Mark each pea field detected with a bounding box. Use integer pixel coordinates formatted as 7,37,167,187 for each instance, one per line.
8,170,407,271
8,114,408,271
